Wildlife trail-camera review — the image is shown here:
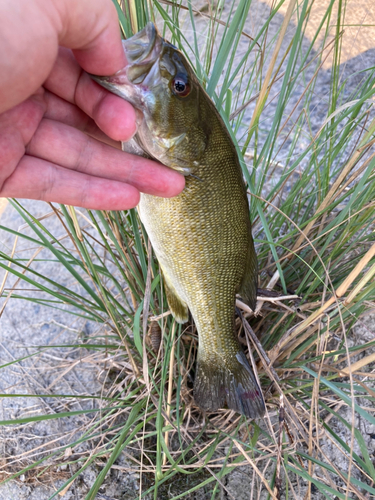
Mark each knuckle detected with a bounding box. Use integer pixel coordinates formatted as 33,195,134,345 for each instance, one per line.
0,129,25,194
37,164,56,201
75,134,93,173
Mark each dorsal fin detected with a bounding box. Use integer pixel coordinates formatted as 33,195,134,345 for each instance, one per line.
238,234,258,311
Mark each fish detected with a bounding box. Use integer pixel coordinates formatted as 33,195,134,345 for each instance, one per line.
91,23,265,418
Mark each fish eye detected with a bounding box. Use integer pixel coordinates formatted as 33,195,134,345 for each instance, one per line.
172,75,191,97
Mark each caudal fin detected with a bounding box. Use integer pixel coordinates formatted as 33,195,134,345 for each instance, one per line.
194,351,265,418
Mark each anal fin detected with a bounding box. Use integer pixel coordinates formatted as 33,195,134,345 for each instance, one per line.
161,267,188,324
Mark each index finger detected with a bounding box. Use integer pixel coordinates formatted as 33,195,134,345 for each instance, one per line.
44,48,137,142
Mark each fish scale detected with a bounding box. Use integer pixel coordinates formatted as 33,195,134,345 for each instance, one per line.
91,23,265,418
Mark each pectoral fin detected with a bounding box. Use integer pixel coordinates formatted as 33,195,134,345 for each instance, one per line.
238,237,258,311
161,267,189,323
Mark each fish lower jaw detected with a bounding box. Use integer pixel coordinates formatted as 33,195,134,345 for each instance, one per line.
174,165,193,175
155,161,192,176
155,152,193,175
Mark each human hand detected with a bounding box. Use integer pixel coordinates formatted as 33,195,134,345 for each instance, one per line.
0,0,185,210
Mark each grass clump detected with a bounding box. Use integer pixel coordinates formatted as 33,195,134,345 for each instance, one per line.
0,0,375,498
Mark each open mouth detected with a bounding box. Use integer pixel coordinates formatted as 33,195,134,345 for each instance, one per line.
89,23,163,96
123,23,163,85
123,23,159,65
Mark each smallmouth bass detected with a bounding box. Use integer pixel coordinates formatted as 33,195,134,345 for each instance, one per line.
92,23,265,418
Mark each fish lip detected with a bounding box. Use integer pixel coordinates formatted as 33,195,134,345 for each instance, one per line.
89,23,163,100
122,22,160,66
89,70,133,102
174,166,193,176
89,72,119,88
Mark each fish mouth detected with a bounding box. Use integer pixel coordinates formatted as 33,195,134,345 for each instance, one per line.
122,22,162,77
90,23,163,97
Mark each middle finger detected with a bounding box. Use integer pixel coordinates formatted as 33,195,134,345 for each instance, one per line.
43,90,121,148
26,118,185,198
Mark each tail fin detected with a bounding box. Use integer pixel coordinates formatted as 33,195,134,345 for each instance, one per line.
194,351,265,418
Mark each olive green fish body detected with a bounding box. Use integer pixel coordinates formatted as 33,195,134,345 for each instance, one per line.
140,138,261,415
92,23,265,418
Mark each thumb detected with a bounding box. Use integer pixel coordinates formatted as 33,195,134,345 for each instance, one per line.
0,0,126,113
52,0,126,75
